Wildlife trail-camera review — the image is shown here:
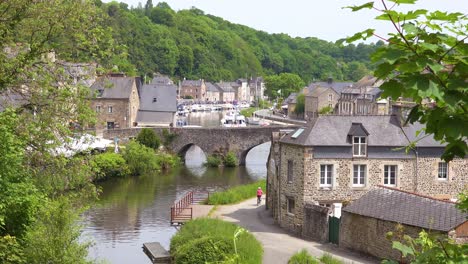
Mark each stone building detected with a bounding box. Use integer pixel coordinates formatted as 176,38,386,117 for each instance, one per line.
336,76,382,115
216,82,236,102
205,82,221,102
340,187,468,260
249,77,266,102
180,79,206,100
136,82,177,127
90,74,140,130
305,79,352,118
266,115,467,237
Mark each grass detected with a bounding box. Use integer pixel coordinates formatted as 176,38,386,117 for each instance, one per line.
240,107,256,117
207,179,266,205
170,218,263,264
288,250,344,264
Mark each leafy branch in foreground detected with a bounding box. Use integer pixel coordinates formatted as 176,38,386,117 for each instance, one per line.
343,0,467,161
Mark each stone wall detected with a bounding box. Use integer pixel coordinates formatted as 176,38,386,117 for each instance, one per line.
302,203,330,243
416,157,468,197
339,211,444,261
91,98,131,130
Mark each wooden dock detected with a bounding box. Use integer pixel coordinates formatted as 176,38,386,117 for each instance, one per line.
170,191,211,225
142,242,171,264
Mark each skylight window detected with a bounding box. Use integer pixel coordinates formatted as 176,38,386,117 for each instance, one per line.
291,128,305,139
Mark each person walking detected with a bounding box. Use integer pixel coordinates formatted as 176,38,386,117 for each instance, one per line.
256,187,263,205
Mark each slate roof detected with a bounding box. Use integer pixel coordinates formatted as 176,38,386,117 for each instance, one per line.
206,82,221,92
307,86,333,97
402,122,445,147
284,93,298,105
353,75,383,88
307,81,353,95
139,84,177,112
90,76,135,99
182,79,203,87
216,82,235,93
151,74,173,85
343,187,467,232
0,90,29,112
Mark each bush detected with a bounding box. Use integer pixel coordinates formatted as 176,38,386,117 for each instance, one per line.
319,106,333,115
90,152,130,181
240,107,256,117
319,254,343,264
0,235,25,264
289,249,319,264
136,128,161,150
162,128,177,146
205,155,222,167
122,141,159,175
208,180,266,205
223,151,238,167
170,218,262,264
154,152,180,171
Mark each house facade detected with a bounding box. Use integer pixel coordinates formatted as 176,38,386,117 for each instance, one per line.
249,77,266,102
336,76,382,115
90,75,139,130
216,82,236,102
136,82,177,127
305,86,340,118
205,82,221,102
180,79,206,100
266,115,468,236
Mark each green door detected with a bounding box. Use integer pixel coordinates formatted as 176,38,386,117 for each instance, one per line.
328,216,340,244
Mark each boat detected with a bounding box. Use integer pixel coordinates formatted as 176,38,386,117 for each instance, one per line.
220,110,246,127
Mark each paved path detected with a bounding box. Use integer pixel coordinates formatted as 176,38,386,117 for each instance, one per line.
211,198,377,264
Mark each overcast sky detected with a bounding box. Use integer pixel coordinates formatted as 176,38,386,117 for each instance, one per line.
108,0,467,42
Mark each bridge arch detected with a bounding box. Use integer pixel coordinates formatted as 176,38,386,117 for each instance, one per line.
177,143,208,163
239,140,272,166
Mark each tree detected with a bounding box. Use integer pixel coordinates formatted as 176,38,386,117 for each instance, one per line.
294,93,305,116
264,73,305,99
344,0,467,161
136,128,161,150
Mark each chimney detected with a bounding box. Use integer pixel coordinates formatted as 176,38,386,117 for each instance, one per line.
327,77,333,84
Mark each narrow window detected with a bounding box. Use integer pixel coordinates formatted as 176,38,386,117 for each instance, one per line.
287,197,295,215
287,160,293,183
328,94,333,101
108,106,113,113
353,164,366,187
320,164,333,187
153,97,157,103
353,136,367,157
384,165,397,186
96,105,101,113
438,162,448,180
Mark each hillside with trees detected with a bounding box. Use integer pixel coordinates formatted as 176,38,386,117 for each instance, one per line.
97,0,384,83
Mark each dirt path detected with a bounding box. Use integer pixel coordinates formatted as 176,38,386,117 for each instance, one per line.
211,198,377,264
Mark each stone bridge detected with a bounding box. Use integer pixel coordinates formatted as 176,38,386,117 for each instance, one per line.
104,126,299,165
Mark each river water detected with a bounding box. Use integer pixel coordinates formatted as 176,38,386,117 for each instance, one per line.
82,112,270,264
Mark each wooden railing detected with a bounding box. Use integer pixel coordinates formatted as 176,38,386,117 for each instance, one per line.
170,191,210,225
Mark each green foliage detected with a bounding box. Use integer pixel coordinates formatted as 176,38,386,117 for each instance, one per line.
170,218,262,264
22,198,92,264
384,227,468,263
319,106,334,115
319,254,344,264
91,152,130,181
345,0,468,161
208,180,266,205
240,107,256,117
122,141,160,175
288,249,319,264
223,151,238,167
205,155,223,167
136,128,161,150
294,93,305,115
458,190,468,213
0,235,25,264
154,152,180,171
265,73,305,98
162,128,177,146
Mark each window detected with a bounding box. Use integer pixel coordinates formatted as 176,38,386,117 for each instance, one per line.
328,94,333,101
108,106,113,113
320,164,333,187
353,136,367,157
384,165,397,186
287,160,293,183
152,97,157,103
353,165,366,187
96,105,101,113
287,197,295,215
438,162,448,180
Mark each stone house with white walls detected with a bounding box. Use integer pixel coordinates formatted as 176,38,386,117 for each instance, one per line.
266,115,467,236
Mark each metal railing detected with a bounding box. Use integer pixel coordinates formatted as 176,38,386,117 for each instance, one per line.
170,191,209,225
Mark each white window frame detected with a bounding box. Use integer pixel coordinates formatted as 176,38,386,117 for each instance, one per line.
438,162,448,180
320,164,333,187
96,105,101,113
384,165,397,187
353,164,366,187
353,136,367,157
108,106,113,113
328,94,333,101
287,197,295,215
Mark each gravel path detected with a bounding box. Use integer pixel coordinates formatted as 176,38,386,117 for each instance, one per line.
211,198,377,264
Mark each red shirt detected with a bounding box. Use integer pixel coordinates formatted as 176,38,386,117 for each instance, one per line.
257,189,263,196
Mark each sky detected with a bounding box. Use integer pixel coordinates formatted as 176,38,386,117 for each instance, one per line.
109,0,467,42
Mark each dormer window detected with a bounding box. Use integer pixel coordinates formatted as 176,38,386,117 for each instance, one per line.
153,97,157,103
353,136,367,157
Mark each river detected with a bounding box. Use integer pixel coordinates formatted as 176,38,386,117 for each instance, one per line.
82,112,270,264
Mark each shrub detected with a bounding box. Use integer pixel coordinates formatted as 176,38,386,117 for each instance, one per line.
154,152,180,171
0,235,25,264
319,254,343,264
288,249,319,264
223,151,238,167
170,218,262,264
122,141,159,175
208,179,266,205
162,128,177,146
240,107,256,117
90,152,130,181
205,154,222,167
319,106,333,115
136,128,160,150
